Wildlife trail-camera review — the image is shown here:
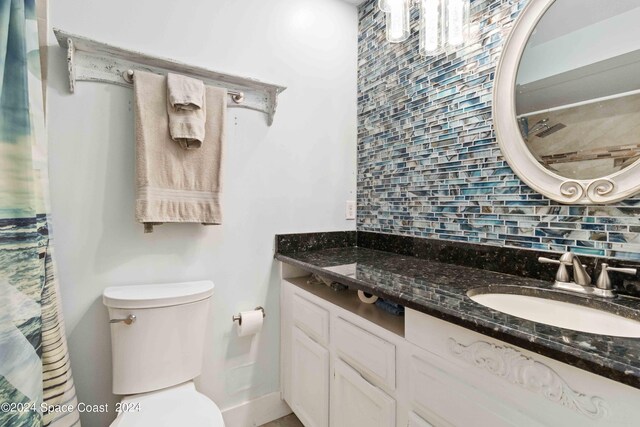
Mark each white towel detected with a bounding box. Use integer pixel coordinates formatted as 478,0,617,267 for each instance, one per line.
167,73,206,149
134,71,226,232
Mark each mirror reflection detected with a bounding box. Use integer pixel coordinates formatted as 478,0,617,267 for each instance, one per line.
515,0,640,180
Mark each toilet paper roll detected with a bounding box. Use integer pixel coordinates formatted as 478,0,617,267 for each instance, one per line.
236,309,264,337
358,290,379,304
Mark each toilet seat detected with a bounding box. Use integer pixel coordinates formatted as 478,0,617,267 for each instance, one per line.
110,381,225,427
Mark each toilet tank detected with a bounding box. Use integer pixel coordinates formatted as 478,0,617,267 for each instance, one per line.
103,281,214,395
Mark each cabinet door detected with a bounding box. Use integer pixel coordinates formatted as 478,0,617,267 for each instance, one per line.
331,358,396,427
291,327,329,427
408,411,434,427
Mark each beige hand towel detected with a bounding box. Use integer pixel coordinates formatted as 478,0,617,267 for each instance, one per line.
167,73,206,149
134,71,225,232
167,72,205,110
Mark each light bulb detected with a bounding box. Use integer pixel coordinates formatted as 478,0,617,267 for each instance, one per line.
446,0,469,48
420,0,444,56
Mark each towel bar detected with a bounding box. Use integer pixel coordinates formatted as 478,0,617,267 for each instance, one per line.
122,70,245,104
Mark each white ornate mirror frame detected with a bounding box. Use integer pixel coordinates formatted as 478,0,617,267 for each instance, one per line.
493,0,640,204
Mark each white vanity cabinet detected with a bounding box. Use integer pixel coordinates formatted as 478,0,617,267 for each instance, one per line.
281,276,640,427
281,277,404,427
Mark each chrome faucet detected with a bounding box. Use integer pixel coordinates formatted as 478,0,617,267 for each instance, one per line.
538,252,636,298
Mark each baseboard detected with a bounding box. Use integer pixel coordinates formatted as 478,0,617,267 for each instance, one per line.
222,391,292,427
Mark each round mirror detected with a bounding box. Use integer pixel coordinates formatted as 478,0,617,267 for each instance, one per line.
494,0,640,203
516,0,640,180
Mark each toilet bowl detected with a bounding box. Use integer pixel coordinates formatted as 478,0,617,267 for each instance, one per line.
103,281,223,426
110,381,224,427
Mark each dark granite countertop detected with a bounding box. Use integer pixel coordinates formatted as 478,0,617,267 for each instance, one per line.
276,246,640,390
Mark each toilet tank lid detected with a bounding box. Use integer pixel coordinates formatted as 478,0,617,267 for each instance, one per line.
103,281,214,309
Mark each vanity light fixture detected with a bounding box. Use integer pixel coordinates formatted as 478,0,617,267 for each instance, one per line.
445,0,470,48
378,0,411,43
380,0,470,56
419,0,445,56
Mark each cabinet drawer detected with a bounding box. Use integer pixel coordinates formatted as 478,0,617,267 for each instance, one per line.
409,349,540,427
293,292,329,346
333,317,396,389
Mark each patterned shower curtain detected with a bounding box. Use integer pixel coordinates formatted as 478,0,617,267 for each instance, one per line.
0,0,80,426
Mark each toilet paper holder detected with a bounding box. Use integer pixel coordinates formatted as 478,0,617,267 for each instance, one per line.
232,306,265,325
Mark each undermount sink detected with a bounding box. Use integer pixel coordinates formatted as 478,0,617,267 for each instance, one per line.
467,287,640,338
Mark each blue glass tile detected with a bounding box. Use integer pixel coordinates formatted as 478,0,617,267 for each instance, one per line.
356,0,640,261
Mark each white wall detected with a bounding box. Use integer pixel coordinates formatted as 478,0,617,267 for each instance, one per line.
46,1,358,425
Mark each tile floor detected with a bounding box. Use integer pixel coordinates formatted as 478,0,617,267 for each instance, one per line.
259,413,303,427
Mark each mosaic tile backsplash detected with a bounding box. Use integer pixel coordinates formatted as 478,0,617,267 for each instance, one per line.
356,0,640,261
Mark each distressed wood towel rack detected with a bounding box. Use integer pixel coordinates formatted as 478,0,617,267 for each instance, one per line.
54,28,287,125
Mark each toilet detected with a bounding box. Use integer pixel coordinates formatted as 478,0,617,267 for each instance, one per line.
103,280,224,426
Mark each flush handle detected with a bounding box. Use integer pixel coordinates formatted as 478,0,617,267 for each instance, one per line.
109,314,136,325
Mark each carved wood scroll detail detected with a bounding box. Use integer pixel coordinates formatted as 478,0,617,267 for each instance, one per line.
447,338,610,420
559,180,584,203
586,179,616,203
558,178,616,204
